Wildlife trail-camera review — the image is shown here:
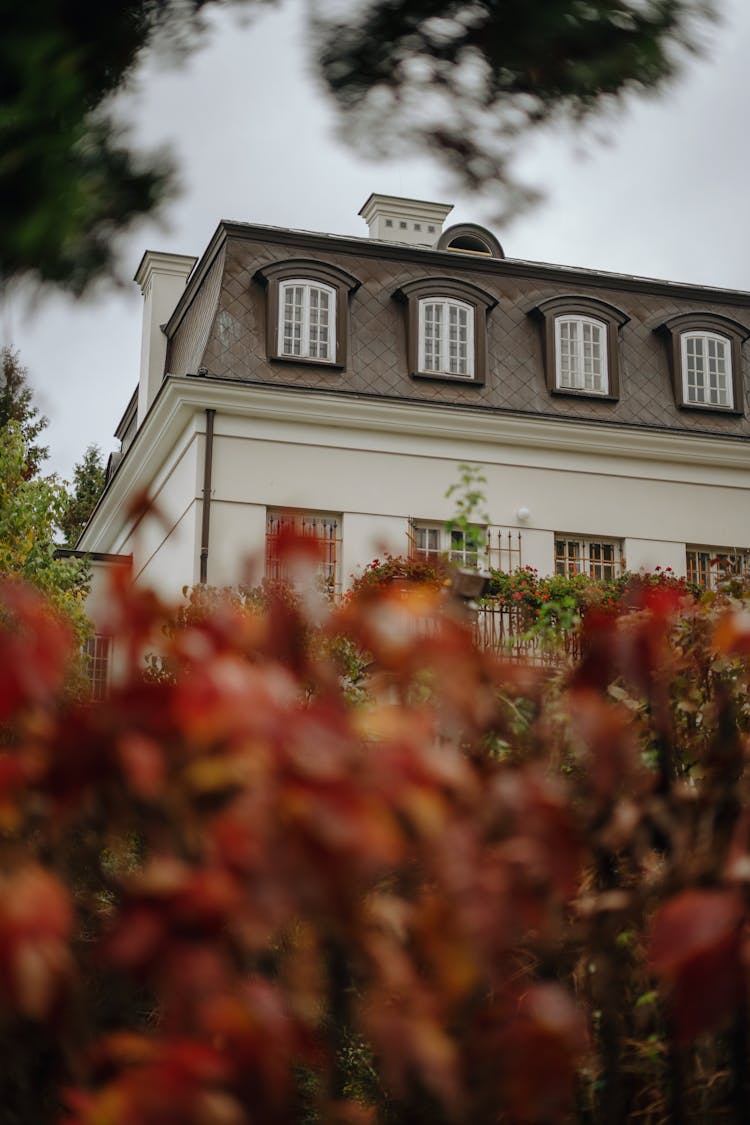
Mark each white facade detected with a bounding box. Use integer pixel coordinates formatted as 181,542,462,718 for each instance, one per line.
80,378,750,599
77,198,750,623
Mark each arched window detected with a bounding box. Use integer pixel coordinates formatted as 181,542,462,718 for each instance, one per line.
254,258,360,369
681,331,731,407
278,280,335,361
555,315,608,393
418,297,474,378
657,312,748,413
530,295,628,401
394,277,496,385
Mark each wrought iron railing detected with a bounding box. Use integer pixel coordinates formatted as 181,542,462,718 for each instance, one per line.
473,603,580,665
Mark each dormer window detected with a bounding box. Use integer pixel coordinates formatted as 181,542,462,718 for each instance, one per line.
419,297,474,378
394,277,496,385
279,280,335,361
530,295,629,402
681,331,731,407
254,258,360,369
555,315,607,394
656,312,748,414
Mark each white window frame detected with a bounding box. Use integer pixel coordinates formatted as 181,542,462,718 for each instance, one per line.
418,298,475,379
555,536,623,581
84,634,112,701
278,280,336,362
680,331,733,408
555,315,608,394
412,522,484,568
686,547,750,590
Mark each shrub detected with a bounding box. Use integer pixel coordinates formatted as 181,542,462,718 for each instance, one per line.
3,541,750,1123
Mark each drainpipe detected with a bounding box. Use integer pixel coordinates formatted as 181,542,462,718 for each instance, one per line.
199,409,215,584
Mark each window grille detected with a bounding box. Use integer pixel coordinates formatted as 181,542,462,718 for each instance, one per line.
486,529,522,573
278,281,335,361
84,634,111,701
555,316,607,393
418,298,474,378
266,511,341,594
555,536,623,581
686,547,750,590
681,333,731,407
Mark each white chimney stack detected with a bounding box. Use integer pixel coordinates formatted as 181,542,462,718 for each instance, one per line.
359,194,453,249
134,251,197,426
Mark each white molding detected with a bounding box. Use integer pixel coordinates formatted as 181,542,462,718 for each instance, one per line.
80,376,750,551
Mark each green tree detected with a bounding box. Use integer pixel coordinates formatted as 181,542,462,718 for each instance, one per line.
59,444,106,547
0,423,89,638
3,0,712,291
0,347,48,478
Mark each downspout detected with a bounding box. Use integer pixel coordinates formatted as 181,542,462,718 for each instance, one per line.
199,409,215,584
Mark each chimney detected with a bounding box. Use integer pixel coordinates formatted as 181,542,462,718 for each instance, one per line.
358,194,453,249
134,251,197,426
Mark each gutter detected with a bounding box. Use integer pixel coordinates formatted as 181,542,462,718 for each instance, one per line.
199,408,215,584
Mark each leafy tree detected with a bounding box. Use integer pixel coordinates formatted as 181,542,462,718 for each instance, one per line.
0,346,48,477
0,423,89,638
59,444,106,547
3,0,712,291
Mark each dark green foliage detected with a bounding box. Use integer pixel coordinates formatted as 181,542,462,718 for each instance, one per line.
0,347,48,478
0,0,210,292
59,444,106,547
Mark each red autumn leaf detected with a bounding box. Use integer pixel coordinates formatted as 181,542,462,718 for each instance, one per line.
117,731,166,799
714,608,750,657
0,864,74,1020
567,688,641,804
497,984,589,1123
648,889,745,1043
0,581,73,720
63,1038,240,1125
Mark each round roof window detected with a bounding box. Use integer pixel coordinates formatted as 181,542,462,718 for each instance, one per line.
437,223,504,259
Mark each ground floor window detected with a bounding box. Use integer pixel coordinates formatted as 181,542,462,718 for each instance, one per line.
555,536,623,581
409,521,484,568
686,546,750,590
84,634,112,700
265,510,341,594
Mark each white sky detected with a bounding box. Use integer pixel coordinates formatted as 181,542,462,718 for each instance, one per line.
2,0,750,481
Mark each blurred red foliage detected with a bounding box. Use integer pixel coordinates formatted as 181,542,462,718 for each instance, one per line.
3,540,750,1123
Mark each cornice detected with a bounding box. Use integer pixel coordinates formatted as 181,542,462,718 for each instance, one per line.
81,375,750,551
134,250,198,293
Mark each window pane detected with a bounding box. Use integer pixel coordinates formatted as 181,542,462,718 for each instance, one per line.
308,287,330,359
684,334,730,407
84,635,111,701
280,282,335,361
557,317,606,393
423,304,442,371
556,536,621,579
419,299,473,377
282,286,304,355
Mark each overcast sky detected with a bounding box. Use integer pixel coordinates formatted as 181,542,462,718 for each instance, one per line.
3,0,750,481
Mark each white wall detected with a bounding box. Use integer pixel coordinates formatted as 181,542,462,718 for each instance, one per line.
202,415,750,584
112,424,203,600
82,382,750,605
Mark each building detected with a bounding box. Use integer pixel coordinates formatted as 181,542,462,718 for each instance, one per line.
78,194,750,634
